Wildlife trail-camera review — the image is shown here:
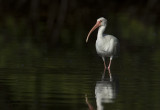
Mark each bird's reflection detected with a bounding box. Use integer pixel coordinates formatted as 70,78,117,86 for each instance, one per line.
85,70,117,110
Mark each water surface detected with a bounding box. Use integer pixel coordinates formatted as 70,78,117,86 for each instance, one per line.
0,45,160,110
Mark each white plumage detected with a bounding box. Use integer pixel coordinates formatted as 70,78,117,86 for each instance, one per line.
86,17,119,72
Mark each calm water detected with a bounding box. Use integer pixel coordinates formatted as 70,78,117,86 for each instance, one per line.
0,45,160,110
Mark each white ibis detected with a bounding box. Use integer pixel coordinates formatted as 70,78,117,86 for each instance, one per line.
86,17,119,72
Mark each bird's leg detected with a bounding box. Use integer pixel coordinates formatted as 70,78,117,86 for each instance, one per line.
102,57,107,73
108,57,112,70
108,57,113,81
108,67,112,81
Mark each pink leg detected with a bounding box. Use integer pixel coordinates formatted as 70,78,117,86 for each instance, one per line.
108,67,112,81
108,58,112,70
108,58,113,81
104,60,107,70
102,57,107,73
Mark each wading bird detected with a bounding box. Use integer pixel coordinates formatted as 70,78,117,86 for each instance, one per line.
86,17,119,73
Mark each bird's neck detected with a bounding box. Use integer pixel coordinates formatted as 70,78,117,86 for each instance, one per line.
97,25,106,40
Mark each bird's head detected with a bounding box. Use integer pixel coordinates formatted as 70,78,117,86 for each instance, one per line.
97,17,107,26
86,17,107,43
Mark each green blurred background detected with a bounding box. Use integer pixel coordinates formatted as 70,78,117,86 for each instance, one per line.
0,0,159,48
0,0,159,70
0,0,159,68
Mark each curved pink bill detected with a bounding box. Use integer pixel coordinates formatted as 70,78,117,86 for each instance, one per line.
86,21,101,43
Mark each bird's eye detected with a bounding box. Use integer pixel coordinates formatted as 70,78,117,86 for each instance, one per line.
100,20,102,22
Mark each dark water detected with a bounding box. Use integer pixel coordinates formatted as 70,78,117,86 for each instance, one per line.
0,45,160,110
